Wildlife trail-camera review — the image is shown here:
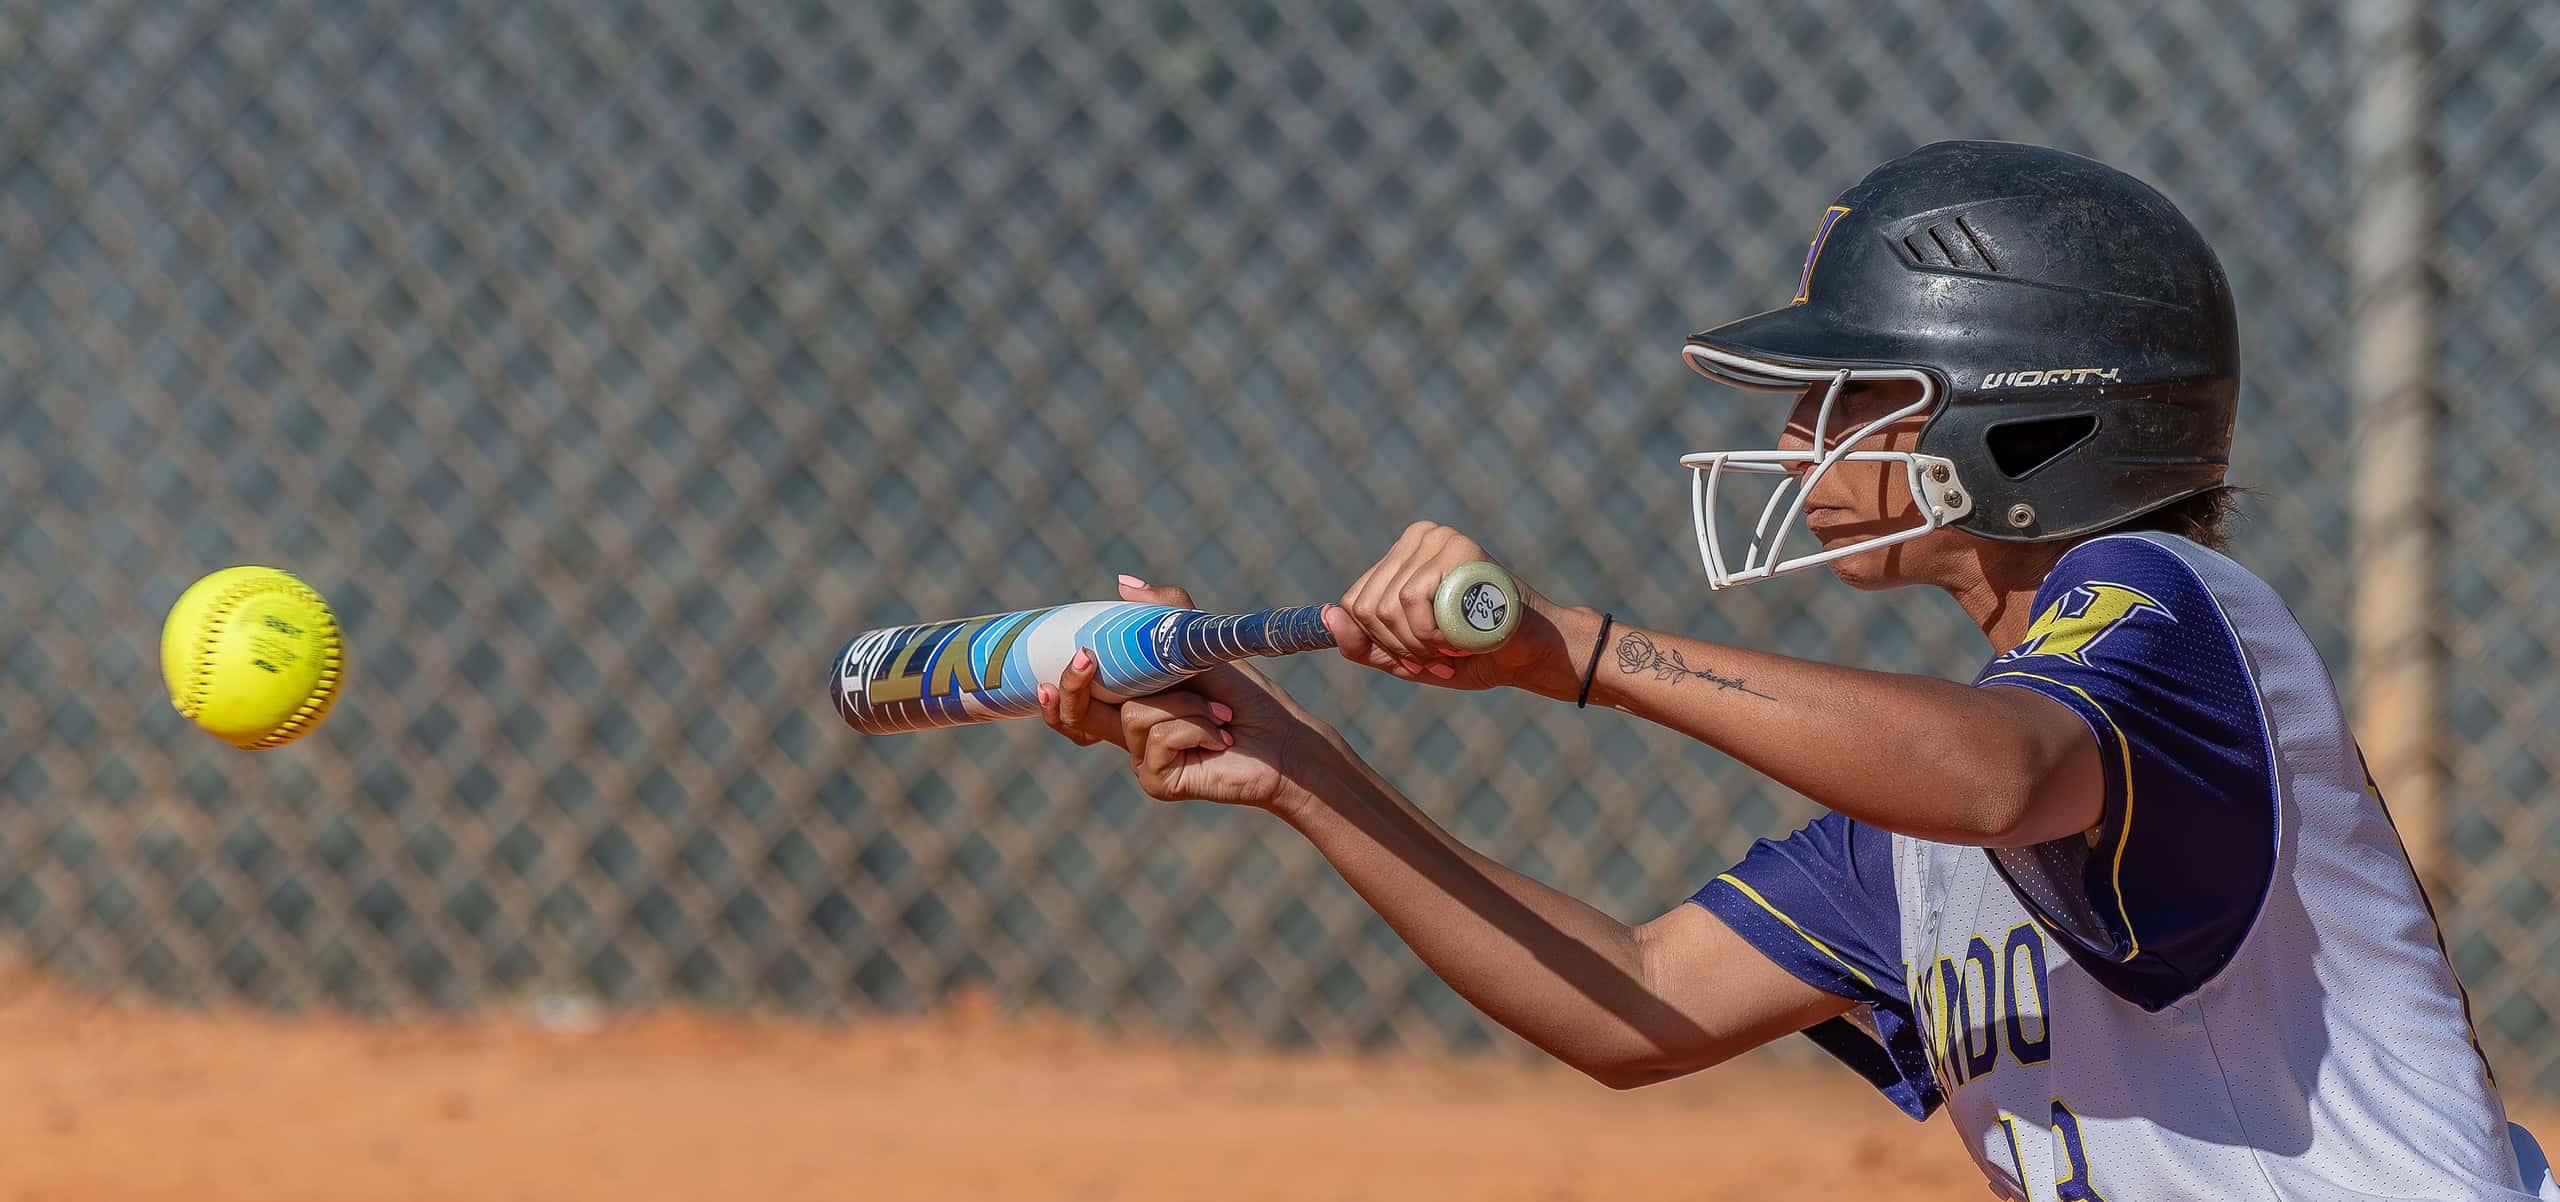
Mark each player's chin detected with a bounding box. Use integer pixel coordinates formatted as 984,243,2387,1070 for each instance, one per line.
1821,552,1903,592
1808,528,1913,591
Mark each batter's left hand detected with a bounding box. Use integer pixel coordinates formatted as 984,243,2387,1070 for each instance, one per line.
1038,576,1355,814
1324,520,1578,695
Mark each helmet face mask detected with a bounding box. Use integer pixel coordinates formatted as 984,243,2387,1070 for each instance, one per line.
1678,346,1974,589
1678,141,2239,590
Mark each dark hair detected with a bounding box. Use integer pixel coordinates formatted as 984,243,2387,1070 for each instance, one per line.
2110,484,2245,550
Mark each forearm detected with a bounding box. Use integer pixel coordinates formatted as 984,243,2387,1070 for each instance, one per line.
1523,606,2087,845
1269,750,1715,1079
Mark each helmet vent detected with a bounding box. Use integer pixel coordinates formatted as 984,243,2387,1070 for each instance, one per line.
1901,217,2001,274
1985,414,2098,479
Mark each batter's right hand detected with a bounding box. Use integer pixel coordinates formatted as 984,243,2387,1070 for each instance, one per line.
1325,521,1583,699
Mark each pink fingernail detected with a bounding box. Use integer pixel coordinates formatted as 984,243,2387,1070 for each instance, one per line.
1210,702,1234,721
1117,573,1146,589
1038,684,1054,705
1072,648,1092,670
1220,730,1235,748
1427,663,1456,680
1399,659,1422,674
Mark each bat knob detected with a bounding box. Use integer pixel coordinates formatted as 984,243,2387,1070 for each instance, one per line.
1431,561,1524,654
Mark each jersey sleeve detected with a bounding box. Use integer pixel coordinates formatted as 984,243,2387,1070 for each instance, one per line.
1690,812,1941,1119
1972,533,2279,1011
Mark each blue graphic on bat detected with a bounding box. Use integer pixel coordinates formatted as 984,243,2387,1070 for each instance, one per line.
832,601,1334,735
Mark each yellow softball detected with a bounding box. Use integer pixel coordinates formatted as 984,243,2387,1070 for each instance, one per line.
160,566,344,750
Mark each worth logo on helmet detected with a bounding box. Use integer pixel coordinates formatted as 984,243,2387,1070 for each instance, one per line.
1997,582,2169,666
1982,367,2123,389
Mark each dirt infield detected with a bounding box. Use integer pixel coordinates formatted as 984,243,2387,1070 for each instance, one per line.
0,978,1996,1202
0,977,2542,1202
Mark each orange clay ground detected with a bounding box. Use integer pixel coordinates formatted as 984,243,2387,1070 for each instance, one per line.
0,973,2543,1202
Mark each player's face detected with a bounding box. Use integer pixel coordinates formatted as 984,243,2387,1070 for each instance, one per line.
1773,379,1968,590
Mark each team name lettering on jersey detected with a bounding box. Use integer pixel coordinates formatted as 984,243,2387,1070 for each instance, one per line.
1910,923,2052,1089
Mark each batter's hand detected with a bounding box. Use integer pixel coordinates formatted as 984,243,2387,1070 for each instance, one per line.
1039,576,1351,812
1323,521,1578,696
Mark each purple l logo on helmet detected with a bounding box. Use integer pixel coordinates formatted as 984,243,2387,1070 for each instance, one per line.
1793,206,1851,304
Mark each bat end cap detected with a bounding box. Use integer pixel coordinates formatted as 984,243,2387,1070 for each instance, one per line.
1433,561,1523,654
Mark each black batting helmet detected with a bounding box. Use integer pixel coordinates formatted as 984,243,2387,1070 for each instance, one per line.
1678,140,2238,587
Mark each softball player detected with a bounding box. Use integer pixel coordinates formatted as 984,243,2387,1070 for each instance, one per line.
1039,141,2548,1201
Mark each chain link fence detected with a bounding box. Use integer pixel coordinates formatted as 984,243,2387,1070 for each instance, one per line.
3,0,2553,1092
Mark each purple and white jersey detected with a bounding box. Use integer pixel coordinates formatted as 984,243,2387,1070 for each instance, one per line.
1694,532,2536,1201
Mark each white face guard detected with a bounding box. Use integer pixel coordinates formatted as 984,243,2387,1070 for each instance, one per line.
1677,343,1974,589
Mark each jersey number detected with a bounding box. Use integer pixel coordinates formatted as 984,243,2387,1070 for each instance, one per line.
1998,1099,2104,1201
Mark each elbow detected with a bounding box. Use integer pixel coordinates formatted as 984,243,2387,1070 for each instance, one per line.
1914,738,2047,845
1566,1047,1707,1091
1944,686,2108,848
1918,714,2085,846
1580,1059,1678,1091
1549,1042,1647,1089
1964,791,2041,847
1925,756,2038,846
1957,755,2091,848
1560,922,1732,1090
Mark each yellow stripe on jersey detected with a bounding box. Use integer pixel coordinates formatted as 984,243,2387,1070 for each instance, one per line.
1980,670,2142,964
1712,872,1878,991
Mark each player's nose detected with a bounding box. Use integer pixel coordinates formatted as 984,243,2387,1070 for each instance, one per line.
1776,388,1824,456
1775,418,1817,457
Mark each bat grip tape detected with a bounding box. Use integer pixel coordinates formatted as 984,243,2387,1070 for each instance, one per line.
1166,605,1335,670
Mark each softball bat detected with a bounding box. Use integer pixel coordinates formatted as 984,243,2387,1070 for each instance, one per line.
831,561,1522,735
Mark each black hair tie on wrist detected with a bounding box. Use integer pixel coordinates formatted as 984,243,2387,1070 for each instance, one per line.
1576,613,1614,709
